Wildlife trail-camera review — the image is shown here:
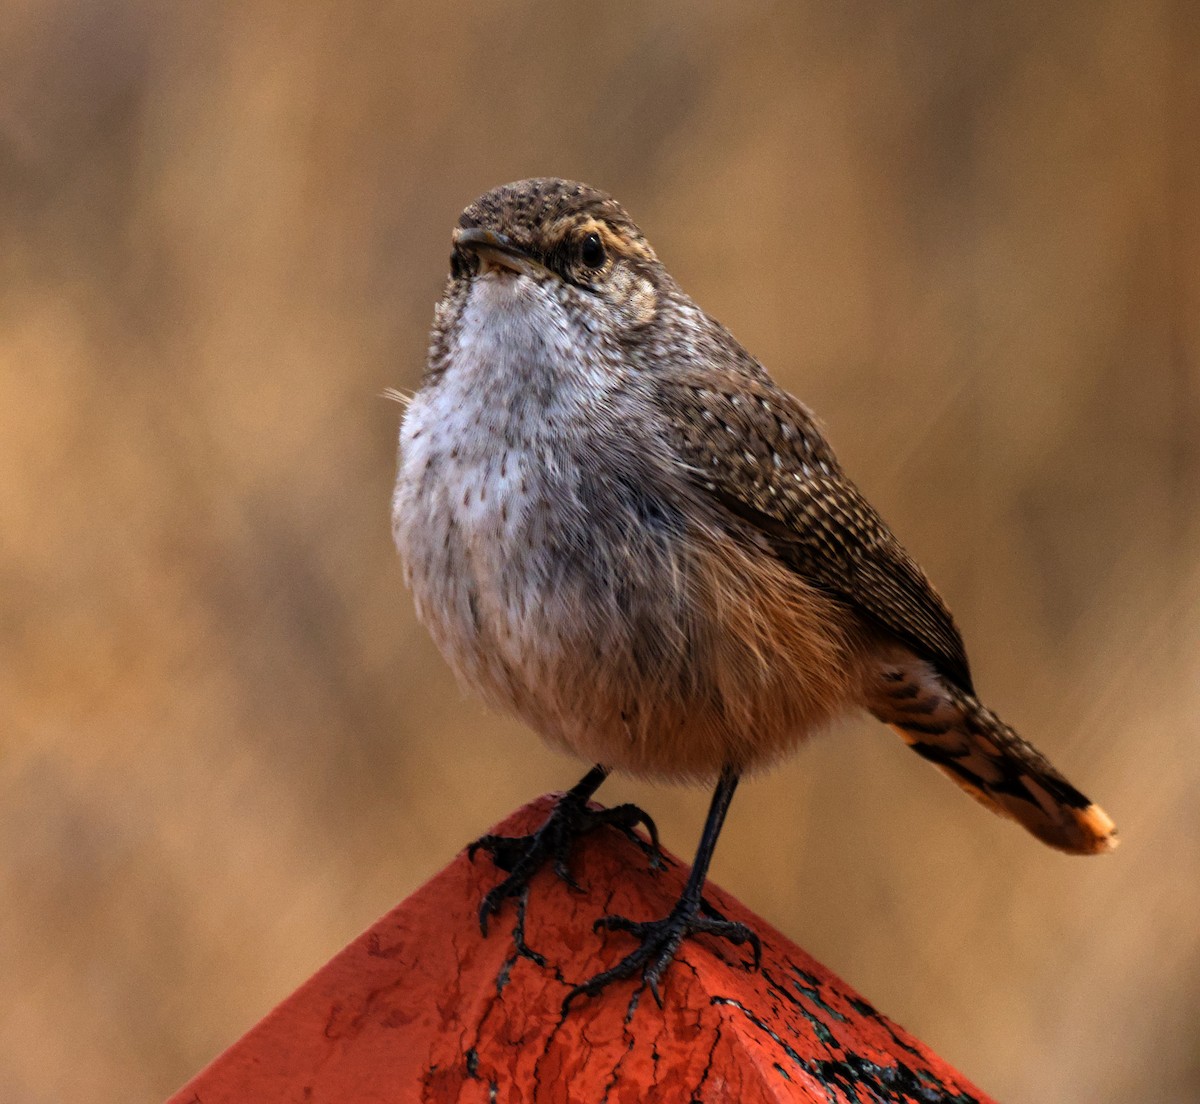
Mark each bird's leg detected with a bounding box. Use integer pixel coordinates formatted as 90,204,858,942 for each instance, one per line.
467,764,663,939
564,766,761,1013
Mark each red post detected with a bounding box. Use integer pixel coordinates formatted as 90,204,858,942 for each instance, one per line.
168,796,995,1103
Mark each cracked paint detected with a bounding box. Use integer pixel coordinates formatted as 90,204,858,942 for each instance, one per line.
166,796,996,1104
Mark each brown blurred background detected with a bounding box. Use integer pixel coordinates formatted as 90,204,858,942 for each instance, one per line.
2,2,1198,1101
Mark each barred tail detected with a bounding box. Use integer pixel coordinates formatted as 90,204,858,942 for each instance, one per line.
870,663,1118,855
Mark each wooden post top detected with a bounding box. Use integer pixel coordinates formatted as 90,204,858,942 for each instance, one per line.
168,796,994,1103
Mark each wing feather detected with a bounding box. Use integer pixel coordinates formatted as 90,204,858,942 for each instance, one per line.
653,369,975,694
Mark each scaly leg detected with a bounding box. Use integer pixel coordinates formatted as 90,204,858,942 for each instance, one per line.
468,764,663,938
564,766,761,1011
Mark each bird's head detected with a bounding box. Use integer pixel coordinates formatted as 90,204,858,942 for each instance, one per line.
446,178,665,333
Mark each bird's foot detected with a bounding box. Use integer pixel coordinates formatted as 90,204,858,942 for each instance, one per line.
467,796,663,938
564,895,762,1013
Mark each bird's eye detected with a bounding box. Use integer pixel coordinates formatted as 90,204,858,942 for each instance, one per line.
580,232,606,270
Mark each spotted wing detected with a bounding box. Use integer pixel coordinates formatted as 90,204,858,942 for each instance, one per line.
654,370,975,694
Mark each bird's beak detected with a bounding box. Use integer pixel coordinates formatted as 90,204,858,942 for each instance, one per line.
453,227,553,279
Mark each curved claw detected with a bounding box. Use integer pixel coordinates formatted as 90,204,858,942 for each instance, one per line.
595,804,666,871
566,903,763,1014
592,914,646,936
468,787,664,966
468,833,531,874
743,928,763,970
552,854,584,892
477,894,498,936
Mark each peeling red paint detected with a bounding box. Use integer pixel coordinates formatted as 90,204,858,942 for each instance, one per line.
168,797,995,1103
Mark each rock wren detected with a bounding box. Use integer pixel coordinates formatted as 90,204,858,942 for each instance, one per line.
392,178,1117,1008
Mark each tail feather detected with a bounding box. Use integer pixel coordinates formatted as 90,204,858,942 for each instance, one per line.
870,661,1118,855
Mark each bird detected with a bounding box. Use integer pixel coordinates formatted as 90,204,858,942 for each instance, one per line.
391,177,1117,1010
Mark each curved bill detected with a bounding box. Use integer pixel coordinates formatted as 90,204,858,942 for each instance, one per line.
452,227,553,279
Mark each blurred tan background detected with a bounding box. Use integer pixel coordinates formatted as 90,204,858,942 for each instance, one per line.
2,2,1198,1101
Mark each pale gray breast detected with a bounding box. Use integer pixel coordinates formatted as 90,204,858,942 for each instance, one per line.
392,274,694,725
